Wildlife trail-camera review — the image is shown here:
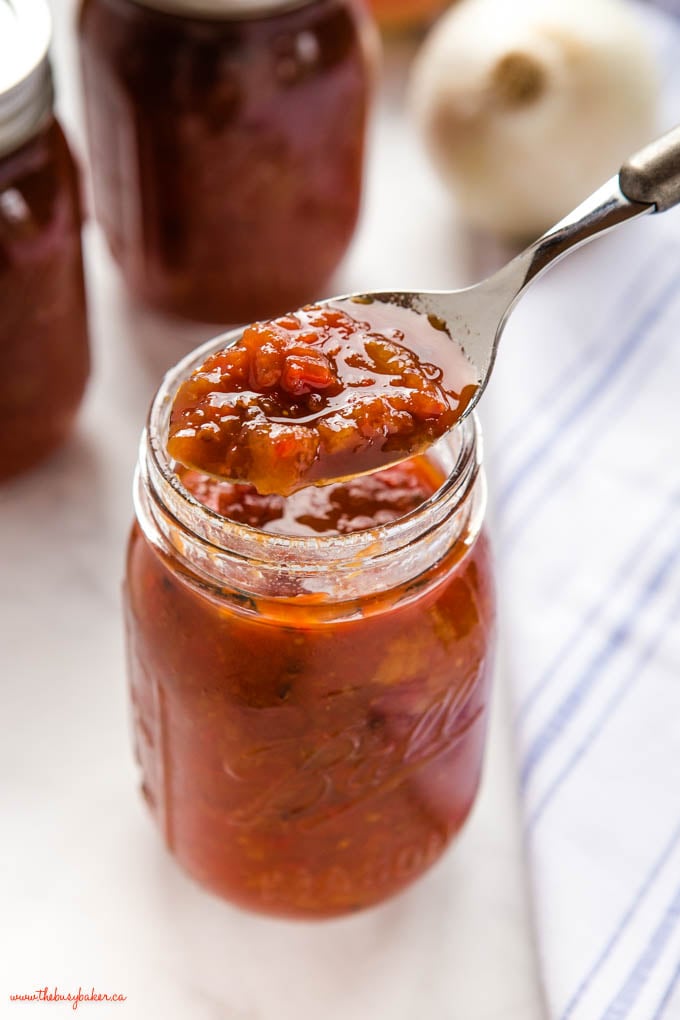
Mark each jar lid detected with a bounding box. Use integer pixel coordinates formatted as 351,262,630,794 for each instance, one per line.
127,0,315,20
0,0,53,160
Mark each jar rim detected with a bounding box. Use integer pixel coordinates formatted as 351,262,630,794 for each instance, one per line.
137,327,485,601
144,324,483,567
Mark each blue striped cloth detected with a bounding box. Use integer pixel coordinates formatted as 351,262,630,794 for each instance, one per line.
483,5,680,1017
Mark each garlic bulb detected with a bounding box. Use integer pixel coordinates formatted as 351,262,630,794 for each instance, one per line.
408,0,659,238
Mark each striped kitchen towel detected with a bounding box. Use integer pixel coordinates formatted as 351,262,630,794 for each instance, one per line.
482,5,680,1018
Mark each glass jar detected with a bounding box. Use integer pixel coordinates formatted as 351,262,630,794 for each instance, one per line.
0,0,90,481
78,0,377,325
124,332,496,918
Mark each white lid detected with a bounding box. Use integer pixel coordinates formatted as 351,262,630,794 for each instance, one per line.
0,0,51,94
0,0,53,159
127,0,314,19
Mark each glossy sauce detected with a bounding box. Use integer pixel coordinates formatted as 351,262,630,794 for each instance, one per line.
169,301,478,494
178,454,443,534
125,457,496,916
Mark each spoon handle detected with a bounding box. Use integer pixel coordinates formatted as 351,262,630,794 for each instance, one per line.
620,124,680,212
466,142,670,378
481,177,649,332
491,124,680,308
422,125,680,393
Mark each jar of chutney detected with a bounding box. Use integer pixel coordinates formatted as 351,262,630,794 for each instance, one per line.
0,0,90,481
124,330,497,918
78,0,377,324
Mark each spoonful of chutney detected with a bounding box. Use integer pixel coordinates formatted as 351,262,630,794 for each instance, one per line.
169,126,680,496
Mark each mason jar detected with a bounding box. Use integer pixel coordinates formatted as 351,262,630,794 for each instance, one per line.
0,0,90,481
124,330,497,918
78,0,377,324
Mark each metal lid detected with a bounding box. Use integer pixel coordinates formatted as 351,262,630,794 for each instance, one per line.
0,0,53,160
127,0,317,20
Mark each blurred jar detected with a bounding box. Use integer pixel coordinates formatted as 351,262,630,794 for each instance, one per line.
0,0,90,481
78,0,377,324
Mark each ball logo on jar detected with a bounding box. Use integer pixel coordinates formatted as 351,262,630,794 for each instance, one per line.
223,683,484,830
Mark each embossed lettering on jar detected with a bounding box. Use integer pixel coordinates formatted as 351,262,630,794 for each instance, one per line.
124,333,496,919
78,0,376,324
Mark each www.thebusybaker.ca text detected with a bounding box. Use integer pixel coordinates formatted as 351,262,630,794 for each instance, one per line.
9,986,127,1010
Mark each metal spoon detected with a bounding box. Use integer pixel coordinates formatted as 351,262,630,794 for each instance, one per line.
166,127,680,495
336,124,680,415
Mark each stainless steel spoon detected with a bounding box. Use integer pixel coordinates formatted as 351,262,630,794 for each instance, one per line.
164,126,680,495
336,124,680,415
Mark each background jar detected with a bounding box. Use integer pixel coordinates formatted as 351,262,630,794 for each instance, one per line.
78,0,377,325
0,0,90,481
124,332,497,919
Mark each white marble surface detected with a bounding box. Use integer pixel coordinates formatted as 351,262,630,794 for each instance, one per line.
0,6,546,1018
